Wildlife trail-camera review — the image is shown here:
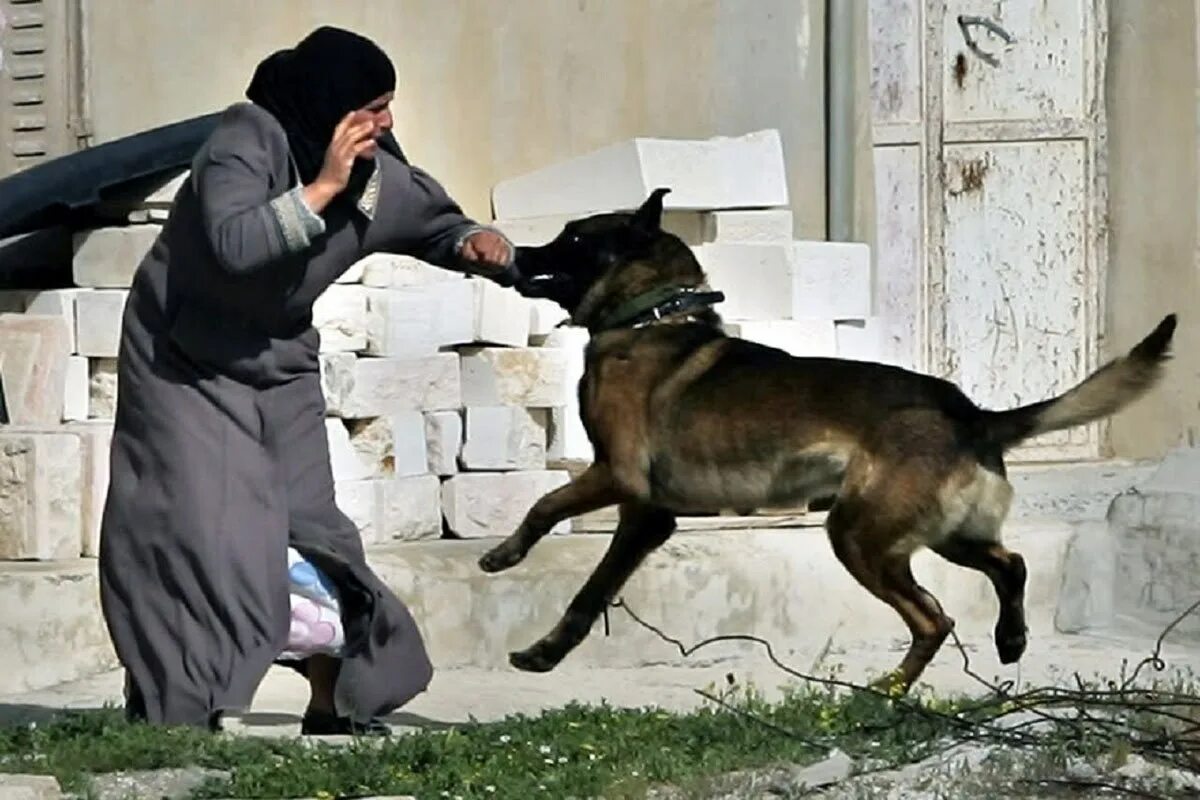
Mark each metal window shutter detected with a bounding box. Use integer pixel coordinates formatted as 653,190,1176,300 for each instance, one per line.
0,0,77,177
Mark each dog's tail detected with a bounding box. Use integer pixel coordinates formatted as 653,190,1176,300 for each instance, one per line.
978,313,1177,451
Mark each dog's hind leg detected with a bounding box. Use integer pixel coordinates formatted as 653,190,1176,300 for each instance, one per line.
479,463,624,573
931,462,1025,664
509,502,676,673
826,503,955,695
933,537,1028,664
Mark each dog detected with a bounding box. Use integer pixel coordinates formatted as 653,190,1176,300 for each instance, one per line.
480,187,1177,695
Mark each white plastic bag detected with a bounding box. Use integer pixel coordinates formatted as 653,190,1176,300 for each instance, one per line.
279,547,346,661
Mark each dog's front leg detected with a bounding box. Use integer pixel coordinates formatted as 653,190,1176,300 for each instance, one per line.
479,462,624,574
509,502,676,672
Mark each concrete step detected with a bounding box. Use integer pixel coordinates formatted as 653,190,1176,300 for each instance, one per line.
375,520,1081,672
1006,459,1157,521
0,560,117,694
0,519,1087,695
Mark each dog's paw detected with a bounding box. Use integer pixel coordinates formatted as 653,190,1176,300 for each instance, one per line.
867,670,912,698
995,623,1028,665
509,642,562,673
478,544,525,574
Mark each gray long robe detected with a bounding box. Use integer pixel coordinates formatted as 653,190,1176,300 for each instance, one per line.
98,101,501,727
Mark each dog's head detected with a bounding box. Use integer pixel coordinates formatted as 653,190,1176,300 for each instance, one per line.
510,188,714,330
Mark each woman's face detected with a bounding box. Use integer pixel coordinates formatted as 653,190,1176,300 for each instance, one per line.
358,91,394,158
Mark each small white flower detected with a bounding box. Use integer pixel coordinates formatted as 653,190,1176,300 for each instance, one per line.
498,734,511,744
589,753,597,761
485,787,496,794
544,757,554,764
539,744,552,754
632,771,640,777
558,756,568,763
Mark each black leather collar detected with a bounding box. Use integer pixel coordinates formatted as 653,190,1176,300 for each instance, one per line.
591,285,726,331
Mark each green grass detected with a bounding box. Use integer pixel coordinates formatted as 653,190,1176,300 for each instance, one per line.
0,681,978,800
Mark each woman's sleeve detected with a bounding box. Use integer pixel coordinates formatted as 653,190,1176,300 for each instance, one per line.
192,103,327,276
386,162,513,273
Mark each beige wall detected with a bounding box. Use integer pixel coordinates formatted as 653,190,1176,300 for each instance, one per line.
85,0,826,235
1104,0,1200,458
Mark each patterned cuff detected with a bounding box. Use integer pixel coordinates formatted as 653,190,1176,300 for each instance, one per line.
270,186,327,253
455,224,515,264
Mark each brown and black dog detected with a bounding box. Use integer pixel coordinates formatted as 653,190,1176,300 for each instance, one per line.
482,187,1177,695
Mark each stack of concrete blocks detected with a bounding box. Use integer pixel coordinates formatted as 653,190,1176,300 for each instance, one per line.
317,251,574,542
0,189,582,562
488,128,883,473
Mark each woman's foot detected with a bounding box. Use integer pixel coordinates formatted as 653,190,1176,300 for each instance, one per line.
300,708,390,736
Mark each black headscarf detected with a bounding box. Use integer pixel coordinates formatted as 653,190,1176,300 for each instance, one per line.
246,26,407,193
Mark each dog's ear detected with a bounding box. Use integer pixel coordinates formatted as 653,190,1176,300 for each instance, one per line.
631,187,671,232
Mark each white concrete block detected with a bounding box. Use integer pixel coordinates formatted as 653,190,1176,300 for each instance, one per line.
25,289,85,353
74,290,127,358
379,474,443,542
548,407,593,466
334,259,365,284
540,327,592,464
326,419,371,482
441,470,572,538
492,129,788,219
359,253,463,288
334,480,381,545
63,356,90,422
366,279,530,357
726,319,837,358
459,347,571,407
68,421,113,557
312,284,368,353
461,406,549,471
0,314,72,426
347,412,429,478
424,411,463,476
702,209,793,243
835,318,893,365
0,431,83,559
320,353,461,418
72,225,161,288
492,214,584,245
528,299,569,341
695,241,872,321
492,210,706,246
365,282,473,357
792,241,872,320
469,279,532,349
88,358,118,419
693,243,795,320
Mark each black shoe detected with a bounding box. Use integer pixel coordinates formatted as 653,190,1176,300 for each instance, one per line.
300,709,390,737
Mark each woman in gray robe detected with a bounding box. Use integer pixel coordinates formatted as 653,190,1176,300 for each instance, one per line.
98,26,515,736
